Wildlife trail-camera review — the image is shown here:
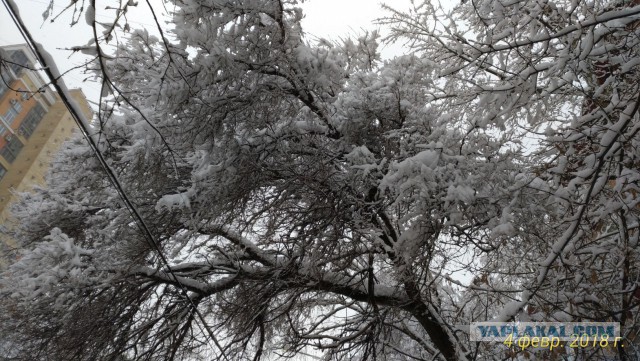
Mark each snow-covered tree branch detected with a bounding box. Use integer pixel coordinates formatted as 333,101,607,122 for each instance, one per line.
2,0,640,360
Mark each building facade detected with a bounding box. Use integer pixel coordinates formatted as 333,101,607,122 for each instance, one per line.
0,44,92,261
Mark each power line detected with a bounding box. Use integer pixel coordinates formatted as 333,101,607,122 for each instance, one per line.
0,0,225,358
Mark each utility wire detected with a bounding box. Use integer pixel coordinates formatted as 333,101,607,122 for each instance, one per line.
0,0,226,358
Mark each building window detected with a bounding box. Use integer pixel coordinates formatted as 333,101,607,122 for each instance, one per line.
0,135,24,163
8,50,29,76
0,164,6,181
3,107,19,126
0,77,8,99
18,103,45,139
11,99,22,113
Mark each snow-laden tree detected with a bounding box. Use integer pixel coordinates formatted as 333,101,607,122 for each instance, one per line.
384,0,640,358
1,0,640,360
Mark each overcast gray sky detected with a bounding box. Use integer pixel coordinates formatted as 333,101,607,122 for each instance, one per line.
1,0,416,104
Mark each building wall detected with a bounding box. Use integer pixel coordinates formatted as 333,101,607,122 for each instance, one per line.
0,90,90,199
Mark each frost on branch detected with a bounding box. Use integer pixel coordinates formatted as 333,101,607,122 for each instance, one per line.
4,228,97,307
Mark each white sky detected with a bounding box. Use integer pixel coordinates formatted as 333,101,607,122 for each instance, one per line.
0,0,419,104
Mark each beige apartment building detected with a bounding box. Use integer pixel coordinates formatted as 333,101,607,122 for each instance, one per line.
0,44,92,261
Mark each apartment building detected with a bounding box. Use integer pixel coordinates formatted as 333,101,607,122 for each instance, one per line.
0,44,92,259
